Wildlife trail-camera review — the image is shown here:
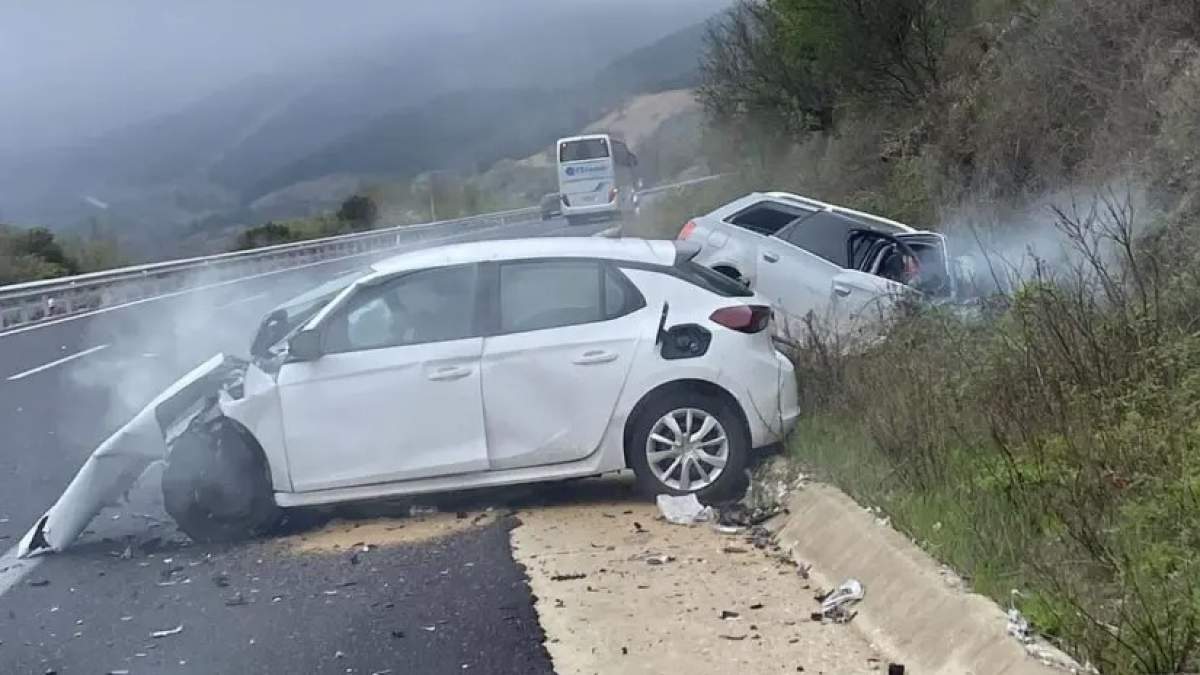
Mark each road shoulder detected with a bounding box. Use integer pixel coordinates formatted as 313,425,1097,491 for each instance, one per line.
511,486,881,675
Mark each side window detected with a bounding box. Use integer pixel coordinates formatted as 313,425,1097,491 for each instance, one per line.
604,266,646,318
778,211,862,266
500,261,604,333
726,201,815,236
324,265,478,353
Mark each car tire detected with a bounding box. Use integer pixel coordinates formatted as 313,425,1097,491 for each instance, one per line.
628,391,749,503
162,418,280,543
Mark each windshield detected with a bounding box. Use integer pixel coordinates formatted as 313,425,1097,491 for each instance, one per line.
249,269,364,360
559,138,610,162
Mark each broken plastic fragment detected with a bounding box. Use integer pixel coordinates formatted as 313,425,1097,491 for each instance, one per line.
16,355,227,557
656,494,713,525
819,578,865,623
151,625,184,638
1007,608,1033,643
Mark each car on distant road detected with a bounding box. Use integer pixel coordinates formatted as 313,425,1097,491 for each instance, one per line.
679,192,956,338
539,192,562,220
22,237,798,552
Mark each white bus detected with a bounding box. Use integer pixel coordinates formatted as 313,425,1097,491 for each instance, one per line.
556,133,639,225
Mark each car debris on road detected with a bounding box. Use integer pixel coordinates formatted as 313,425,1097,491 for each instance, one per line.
816,579,865,623
655,493,713,525
150,624,184,638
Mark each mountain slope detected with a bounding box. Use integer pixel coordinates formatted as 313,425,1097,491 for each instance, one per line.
592,20,710,98
258,17,715,202
252,88,591,199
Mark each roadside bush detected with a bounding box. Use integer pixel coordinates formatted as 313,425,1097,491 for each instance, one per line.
788,193,1200,672
336,194,380,230
0,224,80,284
233,221,297,251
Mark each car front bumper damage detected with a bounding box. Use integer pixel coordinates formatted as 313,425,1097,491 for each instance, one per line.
17,354,236,557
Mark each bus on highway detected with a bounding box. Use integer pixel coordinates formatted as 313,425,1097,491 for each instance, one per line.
556,133,639,225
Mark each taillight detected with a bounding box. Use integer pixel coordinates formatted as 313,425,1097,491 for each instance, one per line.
561,194,571,207
709,305,772,333
608,186,619,202
678,220,697,240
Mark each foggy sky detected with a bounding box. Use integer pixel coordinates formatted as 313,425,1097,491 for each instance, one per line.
0,0,722,152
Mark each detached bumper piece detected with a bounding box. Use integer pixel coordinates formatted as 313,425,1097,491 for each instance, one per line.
18,354,234,557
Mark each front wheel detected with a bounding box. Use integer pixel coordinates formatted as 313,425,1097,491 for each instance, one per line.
628,392,749,502
162,419,280,543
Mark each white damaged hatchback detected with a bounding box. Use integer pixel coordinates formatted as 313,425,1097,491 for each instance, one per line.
21,237,799,554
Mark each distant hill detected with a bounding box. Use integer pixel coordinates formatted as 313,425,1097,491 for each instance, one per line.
592,20,709,97
252,88,594,200
257,19,715,204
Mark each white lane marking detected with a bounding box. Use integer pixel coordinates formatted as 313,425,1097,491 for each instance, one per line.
0,220,526,339
214,292,268,309
6,344,110,381
0,542,42,598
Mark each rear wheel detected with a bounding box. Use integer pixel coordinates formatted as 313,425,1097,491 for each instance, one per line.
162,419,280,543
628,391,749,502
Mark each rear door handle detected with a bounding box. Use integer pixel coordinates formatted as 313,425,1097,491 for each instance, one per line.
428,366,472,381
762,251,780,263
573,350,619,365
833,284,852,297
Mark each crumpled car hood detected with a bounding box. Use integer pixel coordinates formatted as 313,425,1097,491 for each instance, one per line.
18,354,232,557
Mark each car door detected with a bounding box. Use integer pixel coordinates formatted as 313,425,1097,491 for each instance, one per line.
753,211,854,339
829,230,954,335
480,259,646,470
277,264,488,493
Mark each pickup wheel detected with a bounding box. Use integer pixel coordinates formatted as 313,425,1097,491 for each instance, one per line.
628,391,749,502
162,419,280,543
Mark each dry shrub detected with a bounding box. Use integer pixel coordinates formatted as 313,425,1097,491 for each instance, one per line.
793,190,1200,672
929,0,1200,205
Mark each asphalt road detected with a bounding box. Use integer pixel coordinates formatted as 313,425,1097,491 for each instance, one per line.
0,216,608,673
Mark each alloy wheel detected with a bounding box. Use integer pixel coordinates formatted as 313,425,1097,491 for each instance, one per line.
645,407,729,492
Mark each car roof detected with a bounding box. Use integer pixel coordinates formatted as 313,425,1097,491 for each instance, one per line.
367,237,676,277
725,191,918,233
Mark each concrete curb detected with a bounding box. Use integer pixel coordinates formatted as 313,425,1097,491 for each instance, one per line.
768,483,1081,675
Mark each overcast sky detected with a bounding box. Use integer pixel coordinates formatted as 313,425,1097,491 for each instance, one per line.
0,0,722,151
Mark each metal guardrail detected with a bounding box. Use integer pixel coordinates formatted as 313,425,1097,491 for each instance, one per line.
0,174,730,333
636,173,730,199
0,207,539,332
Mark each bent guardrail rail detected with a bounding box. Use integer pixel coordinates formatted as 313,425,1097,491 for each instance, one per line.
0,207,539,332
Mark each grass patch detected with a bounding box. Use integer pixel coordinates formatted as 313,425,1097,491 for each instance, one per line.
789,415,1038,610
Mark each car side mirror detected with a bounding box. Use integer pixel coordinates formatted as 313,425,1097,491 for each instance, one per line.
288,329,323,362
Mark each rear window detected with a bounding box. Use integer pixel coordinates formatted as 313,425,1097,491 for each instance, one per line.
726,201,815,236
675,261,754,298
559,138,610,162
